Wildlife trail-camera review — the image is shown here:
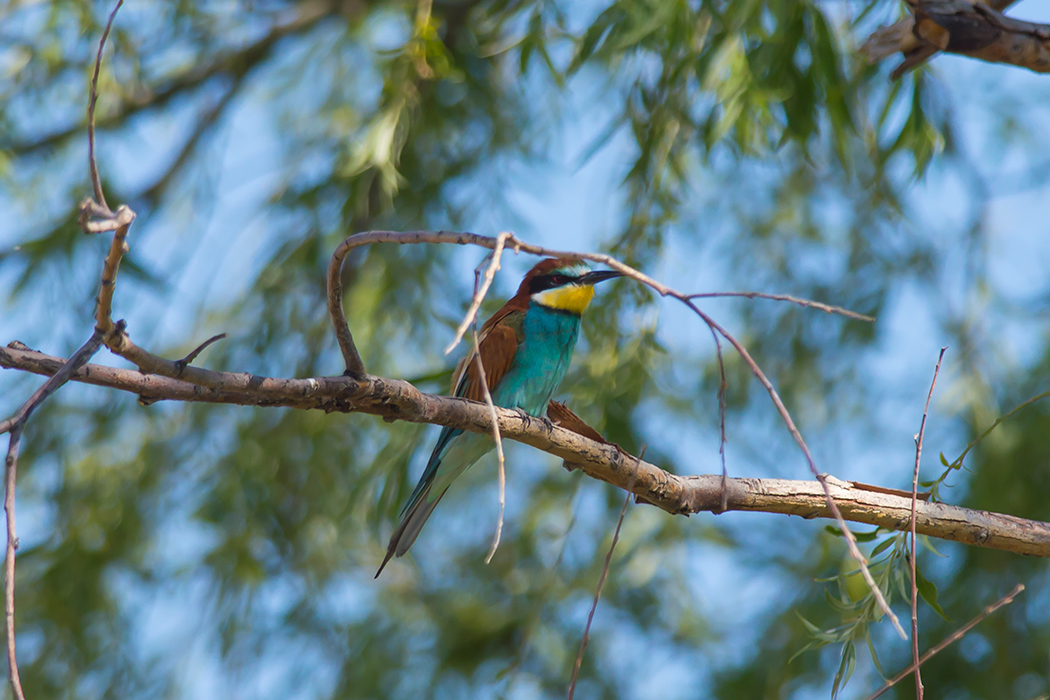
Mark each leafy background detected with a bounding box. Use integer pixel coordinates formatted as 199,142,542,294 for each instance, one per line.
2,0,1050,698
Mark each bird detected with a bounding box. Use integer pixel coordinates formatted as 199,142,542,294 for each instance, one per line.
375,256,621,577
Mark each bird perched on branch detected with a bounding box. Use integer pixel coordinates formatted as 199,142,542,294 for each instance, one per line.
376,256,621,577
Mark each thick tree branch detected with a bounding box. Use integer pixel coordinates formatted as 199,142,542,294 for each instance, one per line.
861,0,1050,78
861,0,1015,77
4,344,1050,559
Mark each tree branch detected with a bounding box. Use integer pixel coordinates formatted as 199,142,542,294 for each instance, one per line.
0,327,111,700
861,0,1050,78
5,343,1050,559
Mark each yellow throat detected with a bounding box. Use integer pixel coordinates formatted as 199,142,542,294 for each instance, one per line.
534,284,595,314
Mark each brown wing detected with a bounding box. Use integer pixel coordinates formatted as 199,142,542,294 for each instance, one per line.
450,310,523,403
547,400,611,445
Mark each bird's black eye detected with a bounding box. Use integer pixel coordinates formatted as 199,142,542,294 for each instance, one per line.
548,274,567,286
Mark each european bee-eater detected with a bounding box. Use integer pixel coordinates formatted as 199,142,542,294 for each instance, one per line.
376,256,621,577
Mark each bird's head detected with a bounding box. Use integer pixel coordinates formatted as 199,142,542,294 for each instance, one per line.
517,257,622,315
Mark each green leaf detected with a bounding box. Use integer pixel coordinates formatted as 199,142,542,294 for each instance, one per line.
870,535,898,558
866,633,886,678
831,641,857,699
797,612,843,643
568,5,618,74
825,525,880,542
827,586,863,614
918,534,945,558
915,566,950,621
893,560,909,600
788,640,822,664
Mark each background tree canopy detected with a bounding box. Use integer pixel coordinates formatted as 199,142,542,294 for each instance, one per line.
3,0,1050,697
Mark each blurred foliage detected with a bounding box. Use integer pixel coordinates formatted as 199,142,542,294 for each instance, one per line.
2,0,1050,698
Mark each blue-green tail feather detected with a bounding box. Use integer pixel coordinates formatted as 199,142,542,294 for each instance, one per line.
400,425,460,518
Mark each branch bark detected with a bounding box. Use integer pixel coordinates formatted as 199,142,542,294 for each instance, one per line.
861,0,1050,79
5,343,1050,559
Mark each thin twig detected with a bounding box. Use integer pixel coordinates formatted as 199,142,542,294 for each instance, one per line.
87,0,126,216
862,583,1025,700
0,326,109,700
326,253,368,379
910,348,946,700
568,446,645,700
78,0,134,244
473,329,506,564
502,488,581,693
0,329,108,437
3,427,24,700
952,387,1050,469
682,300,907,639
702,323,729,512
445,232,511,356
174,333,228,374
686,291,875,322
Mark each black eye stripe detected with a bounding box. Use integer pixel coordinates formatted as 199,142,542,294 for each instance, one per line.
530,273,576,293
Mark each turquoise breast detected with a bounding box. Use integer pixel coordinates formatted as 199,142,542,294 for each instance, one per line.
416,302,584,504
492,303,582,416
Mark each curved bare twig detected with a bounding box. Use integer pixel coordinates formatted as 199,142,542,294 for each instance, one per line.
87,0,125,215
446,232,512,355
323,228,906,636
472,329,506,564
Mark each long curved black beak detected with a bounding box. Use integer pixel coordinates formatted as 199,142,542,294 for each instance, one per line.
579,270,622,285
